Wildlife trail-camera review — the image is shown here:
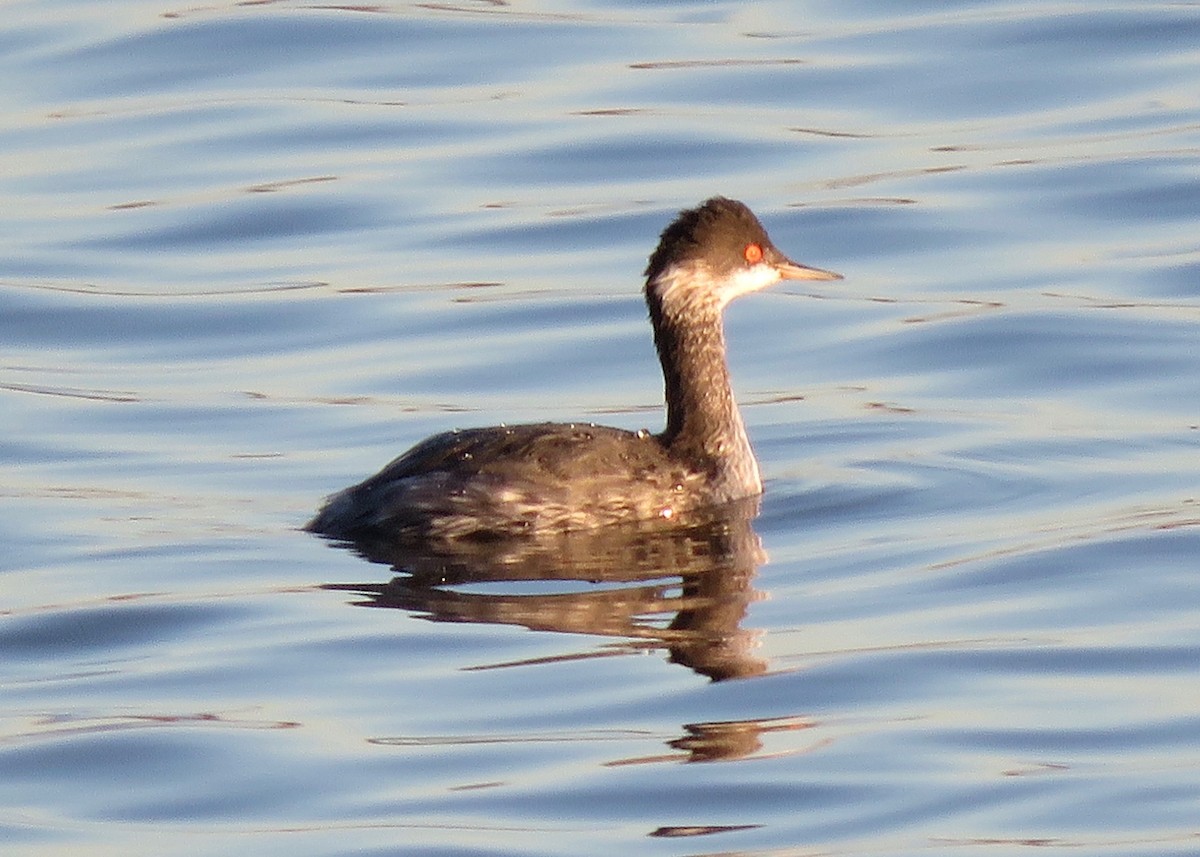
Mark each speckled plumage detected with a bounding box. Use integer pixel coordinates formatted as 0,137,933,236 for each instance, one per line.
308,197,840,542
309,422,706,540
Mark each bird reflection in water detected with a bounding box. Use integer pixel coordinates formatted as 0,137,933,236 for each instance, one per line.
320,495,767,682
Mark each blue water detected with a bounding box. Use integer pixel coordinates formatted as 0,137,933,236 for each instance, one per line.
3,2,1200,855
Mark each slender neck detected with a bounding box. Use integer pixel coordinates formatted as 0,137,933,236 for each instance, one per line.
646,266,761,495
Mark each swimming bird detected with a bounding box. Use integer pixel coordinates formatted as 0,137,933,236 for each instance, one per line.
308,197,840,542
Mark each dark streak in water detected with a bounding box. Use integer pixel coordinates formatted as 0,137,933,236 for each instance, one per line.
573,107,653,117
245,175,338,193
790,126,875,139
1,712,301,745
651,825,763,837
0,382,140,403
630,58,808,70
1,279,329,297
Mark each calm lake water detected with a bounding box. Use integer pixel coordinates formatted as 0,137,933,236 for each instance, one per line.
3,1,1200,855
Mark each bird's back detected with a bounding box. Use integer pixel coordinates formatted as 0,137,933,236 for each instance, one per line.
307,422,705,541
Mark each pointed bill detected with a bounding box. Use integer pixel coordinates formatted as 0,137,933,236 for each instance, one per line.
775,258,843,281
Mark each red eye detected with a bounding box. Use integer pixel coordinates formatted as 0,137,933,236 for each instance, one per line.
743,243,763,264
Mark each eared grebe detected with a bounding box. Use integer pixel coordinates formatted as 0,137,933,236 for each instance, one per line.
308,197,841,541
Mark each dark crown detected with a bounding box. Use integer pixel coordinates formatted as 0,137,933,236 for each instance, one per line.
644,197,772,282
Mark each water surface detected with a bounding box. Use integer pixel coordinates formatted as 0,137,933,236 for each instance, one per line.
2,2,1200,855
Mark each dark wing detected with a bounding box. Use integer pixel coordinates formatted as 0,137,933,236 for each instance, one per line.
366,422,672,484
308,422,691,539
